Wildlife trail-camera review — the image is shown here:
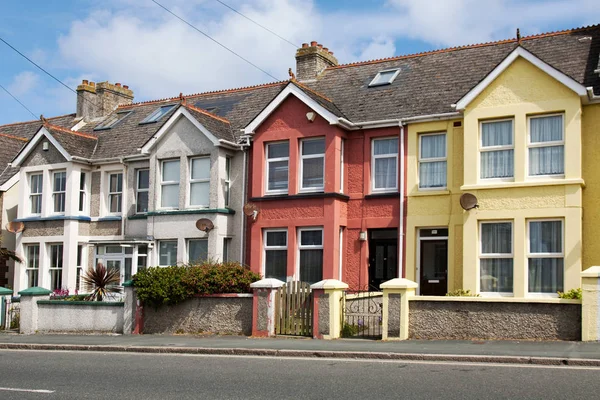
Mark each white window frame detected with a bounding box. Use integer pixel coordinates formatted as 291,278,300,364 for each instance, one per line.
160,159,180,209
479,118,515,182
25,244,40,288
299,137,326,192
479,221,514,296
158,240,178,267
78,171,89,214
297,227,324,282
368,69,400,87
29,173,43,215
418,132,447,190
371,137,399,193
527,113,565,179
76,244,84,292
224,157,231,207
262,229,288,280
526,219,564,297
265,141,289,195
189,156,211,208
52,170,67,214
187,238,209,264
223,237,232,263
107,172,123,215
136,169,149,214
340,139,344,194
49,243,64,291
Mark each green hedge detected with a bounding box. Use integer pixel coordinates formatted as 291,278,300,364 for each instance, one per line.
133,262,261,308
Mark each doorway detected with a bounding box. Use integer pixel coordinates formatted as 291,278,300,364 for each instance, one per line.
368,229,398,290
418,228,448,296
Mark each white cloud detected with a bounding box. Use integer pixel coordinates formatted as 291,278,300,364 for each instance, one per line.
8,71,41,97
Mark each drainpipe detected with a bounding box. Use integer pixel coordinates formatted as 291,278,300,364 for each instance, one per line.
398,122,405,279
120,157,127,243
239,135,251,264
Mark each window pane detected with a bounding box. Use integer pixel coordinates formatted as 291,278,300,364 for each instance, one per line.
529,258,563,293
419,161,446,188
374,157,397,189
137,192,149,213
373,138,398,155
138,169,149,189
110,193,122,213
481,223,512,254
300,230,322,246
529,146,564,176
299,249,323,284
267,142,288,159
191,158,210,180
31,195,42,214
302,139,325,155
481,149,514,179
302,157,324,188
266,231,286,246
189,239,208,263
530,115,562,143
54,172,66,191
190,182,210,206
161,184,179,208
371,70,397,85
530,221,562,253
482,120,512,147
268,160,288,191
481,259,513,292
162,160,180,182
159,241,177,266
265,250,287,281
421,134,446,159
54,193,65,213
110,173,123,192
31,174,42,194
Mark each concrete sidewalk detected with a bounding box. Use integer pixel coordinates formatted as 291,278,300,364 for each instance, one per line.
1,333,599,366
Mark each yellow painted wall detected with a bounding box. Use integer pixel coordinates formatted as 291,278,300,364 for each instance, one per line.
582,103,600,271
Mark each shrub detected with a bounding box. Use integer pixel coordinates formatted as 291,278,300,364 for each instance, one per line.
340,323,359,338
446,289,480,297
133,261,260,308
557,288,582,300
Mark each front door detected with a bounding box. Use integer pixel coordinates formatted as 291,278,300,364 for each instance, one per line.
368,229,398,290
419,228,448,296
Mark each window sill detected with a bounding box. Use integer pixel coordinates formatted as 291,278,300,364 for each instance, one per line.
364,192,400,199
410,190,450,197
251,192,350,202
16,215,92,222
147,208,235,216
461,178,584,191
128,214,148,220
97,216,122,222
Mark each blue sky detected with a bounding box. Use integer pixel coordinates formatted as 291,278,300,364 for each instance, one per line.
1,0,599,125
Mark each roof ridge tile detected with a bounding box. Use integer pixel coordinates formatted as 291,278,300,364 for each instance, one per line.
0,132,28,142
184,104,231,124
0,113,76,129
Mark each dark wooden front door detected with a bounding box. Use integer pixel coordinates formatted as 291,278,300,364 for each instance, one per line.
419,239,448,296
368,229,398,290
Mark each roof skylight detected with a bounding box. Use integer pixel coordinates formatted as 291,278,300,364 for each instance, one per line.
94,111,132,130
140,105,176,124
369,69,400,87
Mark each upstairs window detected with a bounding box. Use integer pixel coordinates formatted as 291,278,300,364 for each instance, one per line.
528,114,564,177
94,111,132,130
78,172,87,213
372,137,398,192
136,169,149,214
52,171,66,213
266,142,289,194
480,119,514,179
108,173,123,214
300,138,325,191
190,157,210,207
161,160,180,208
30,173,43,214
369,69,400,87
419,133,447,189
140,105,175,124
224,157,231,207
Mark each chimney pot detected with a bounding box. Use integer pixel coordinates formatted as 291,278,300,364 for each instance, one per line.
123,85,129,89
115,83,122,87
317,44,323,49
302,43,308,48
82,79,89,85
323,47,328,52
310,41,317,47
329,51,334,55
90,82,95,87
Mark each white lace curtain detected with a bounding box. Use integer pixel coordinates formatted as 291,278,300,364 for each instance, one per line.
528,220,563,292
481,121,513,179
529,115,564,176
420,134,446,188
480,223,513,293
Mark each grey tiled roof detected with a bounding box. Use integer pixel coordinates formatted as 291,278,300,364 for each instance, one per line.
45,126,98,159
184,105,235,142
0,136,27,186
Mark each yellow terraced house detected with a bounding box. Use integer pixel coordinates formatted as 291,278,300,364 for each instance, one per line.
405,32,600,298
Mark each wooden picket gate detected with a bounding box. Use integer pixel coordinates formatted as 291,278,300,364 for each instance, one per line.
275,281,313,336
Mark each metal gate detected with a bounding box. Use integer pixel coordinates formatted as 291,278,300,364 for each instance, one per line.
1,297,20,331
341,290,383,339
275,281,313,336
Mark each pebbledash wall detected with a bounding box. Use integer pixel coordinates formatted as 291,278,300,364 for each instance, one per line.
246,95,403,289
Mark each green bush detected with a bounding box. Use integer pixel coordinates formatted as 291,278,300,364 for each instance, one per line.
557,288,582,300
340,323,360,338
446,289,480,297
133,261,261,308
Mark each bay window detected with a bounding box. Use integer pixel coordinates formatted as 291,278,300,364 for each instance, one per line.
528,114,564,176
266,142,289,194
136,169,149,213
528,220,563,294
263,229,287,282
298,228,323,284
300,138,325,191
480,222,513,294
108,172,123,213
480,119,514,179
49,243,63,291
25,244,40,288
372,138,398,192
78,172,87,213
161,160,180,208
419,133,447,189
52,171,66,213
29,173,43,214
190,157,210,207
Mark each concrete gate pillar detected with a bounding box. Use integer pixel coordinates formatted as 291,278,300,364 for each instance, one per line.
250,278,284,337
582,267,600,341
380,278,418,341
18,287,52,334
311,279,348,340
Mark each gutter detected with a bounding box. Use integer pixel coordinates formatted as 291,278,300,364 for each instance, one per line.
587,87,600,104
338,112,460,130
218,139,242,149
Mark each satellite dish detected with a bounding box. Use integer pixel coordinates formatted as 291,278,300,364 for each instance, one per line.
459,193,479,211
195,218,214,232
243,203,259,221
6,221,25,233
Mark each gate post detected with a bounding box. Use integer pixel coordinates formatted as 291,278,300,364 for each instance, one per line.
18,287,52,334
311,279,348,340
251,278,284,337
380,278,418,341
581,267,600,341
0,287,12,329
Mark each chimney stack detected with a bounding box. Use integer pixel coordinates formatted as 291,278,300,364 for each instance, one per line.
295,41,338,81
76,80,134,121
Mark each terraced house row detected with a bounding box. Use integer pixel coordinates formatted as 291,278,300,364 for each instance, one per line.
1,24,599,300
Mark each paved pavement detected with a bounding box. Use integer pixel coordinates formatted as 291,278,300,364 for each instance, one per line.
1,333,599,365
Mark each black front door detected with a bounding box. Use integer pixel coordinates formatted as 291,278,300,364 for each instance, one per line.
419,239,448,296
368,229,398,290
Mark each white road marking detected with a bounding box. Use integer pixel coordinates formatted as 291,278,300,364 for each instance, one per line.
0,387,54,394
